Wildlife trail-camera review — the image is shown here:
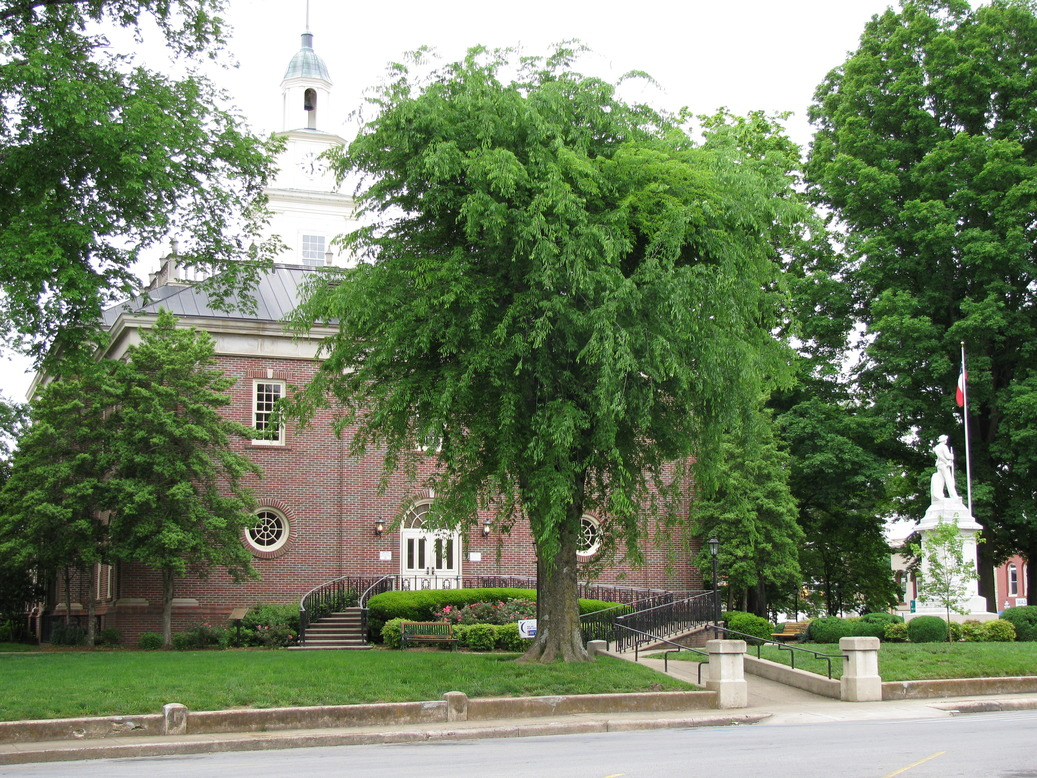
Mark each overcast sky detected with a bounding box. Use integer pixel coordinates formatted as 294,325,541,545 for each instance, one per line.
2,0,900,403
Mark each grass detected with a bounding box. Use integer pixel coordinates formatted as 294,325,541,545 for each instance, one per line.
0,648,695,722
755,642,1037,681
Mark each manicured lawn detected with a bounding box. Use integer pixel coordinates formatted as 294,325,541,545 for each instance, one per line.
755,642,1037,681
0,649,695,722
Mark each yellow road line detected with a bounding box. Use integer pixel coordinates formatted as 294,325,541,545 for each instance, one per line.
883,751,946,778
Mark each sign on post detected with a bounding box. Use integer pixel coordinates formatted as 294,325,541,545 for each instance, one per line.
518,619,537,639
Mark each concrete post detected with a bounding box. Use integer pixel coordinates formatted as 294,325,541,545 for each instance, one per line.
839,636,882,702
587,639,608,657
162,703,188,736
443,691,468,722
705,639,747,709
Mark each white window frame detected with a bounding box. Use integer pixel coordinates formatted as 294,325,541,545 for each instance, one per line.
301,234,326,267
577,514,602,558
1009,563,1019,597
246,509,291,554
253,380,285,446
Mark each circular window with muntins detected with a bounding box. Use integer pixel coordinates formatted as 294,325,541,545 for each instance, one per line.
577,515,601,558
247,509,289,554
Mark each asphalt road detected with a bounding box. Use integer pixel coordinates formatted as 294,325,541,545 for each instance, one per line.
5,710,1037,778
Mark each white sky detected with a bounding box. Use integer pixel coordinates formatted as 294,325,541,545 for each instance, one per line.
1,0,898,404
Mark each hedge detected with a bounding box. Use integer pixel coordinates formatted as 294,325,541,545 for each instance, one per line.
1000,606,1037,641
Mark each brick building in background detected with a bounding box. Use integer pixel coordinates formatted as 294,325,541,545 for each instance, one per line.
39,30,703,641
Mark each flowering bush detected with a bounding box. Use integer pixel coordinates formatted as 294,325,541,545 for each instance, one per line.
434,599,536,626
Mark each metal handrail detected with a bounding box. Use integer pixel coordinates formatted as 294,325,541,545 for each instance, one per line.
613,624,709,684
708,624,843,680
612,592,715,652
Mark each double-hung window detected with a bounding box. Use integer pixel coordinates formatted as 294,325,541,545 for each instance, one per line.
254,380,285,445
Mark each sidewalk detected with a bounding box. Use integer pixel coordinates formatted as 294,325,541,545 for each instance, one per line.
3,653,1037,766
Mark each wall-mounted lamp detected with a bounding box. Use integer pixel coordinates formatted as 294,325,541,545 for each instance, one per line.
374,517,385,536
482,519,492,538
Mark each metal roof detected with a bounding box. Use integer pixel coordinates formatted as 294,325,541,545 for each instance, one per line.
283,32,332,82
102,264,319,328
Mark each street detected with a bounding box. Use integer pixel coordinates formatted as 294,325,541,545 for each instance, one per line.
4,710,1037,777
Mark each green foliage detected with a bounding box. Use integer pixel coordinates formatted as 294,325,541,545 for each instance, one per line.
884,622,909,643
241,603,298,648
1000,606,1037,641
49,623,86,647
380,618,405,649
138,633,164,650
171,632,195,651
434,599,536,625
494,623,527,652
907,616,948,644
910,521,980,622
982,619,1017,643
853,612,904,639
459,624,497,652
98,628,121,647
291,44,812,661
723,611,774,644
692,406,802,616
0,0,279,363
807,616,855,644
806,0,1037,593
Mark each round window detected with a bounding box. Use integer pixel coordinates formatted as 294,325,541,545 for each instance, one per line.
246,509,289,554
577,515,601,557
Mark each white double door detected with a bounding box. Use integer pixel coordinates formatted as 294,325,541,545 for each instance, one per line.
401,527,461,589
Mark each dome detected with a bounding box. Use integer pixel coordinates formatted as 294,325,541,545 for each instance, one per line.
283,32,331,82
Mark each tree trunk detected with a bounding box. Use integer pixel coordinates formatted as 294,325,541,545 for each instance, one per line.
521,513,590,663
976,541,997,613
85,574,96,647
62,567,72,627
162,568,175,648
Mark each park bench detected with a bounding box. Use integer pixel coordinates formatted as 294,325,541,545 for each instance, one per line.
771,621,809,643
400,621,458,649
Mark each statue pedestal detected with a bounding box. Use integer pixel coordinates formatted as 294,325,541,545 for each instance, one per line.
911,497,994,621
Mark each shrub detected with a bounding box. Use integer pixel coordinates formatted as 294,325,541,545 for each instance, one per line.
724,612,773,645
138,632,164,650
49,623,86,647
435,599,536,626
957,620,985,642
98,628,121,647
495,623,527,652
982,619,1016,642
807,617,855,644
907,615,947,643
171,632,195,651
381,617,405,649
243,603,298,648
1000,606,1037,641
884,622,909,642
461,624,497,652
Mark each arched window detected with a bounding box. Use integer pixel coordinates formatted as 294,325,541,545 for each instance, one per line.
577,515,601,558
1009,563,1019,597
304,88,317,128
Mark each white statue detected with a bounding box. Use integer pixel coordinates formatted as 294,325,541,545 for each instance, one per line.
931,434,958,501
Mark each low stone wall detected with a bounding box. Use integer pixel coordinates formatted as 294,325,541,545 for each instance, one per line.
744,655,841,699
883,676,1037,700
0,690,717,744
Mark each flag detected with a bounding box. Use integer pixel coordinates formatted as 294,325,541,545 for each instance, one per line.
956,366,966,407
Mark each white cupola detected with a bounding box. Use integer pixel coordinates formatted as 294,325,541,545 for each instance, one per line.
281,31,332,131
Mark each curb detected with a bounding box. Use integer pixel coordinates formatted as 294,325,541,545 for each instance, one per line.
0,713,771,765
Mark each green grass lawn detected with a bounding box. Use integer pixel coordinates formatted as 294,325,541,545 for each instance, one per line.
755,642,1037,681
0,649,695,722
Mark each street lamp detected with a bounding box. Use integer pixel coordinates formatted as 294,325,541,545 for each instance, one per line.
707,537,720,621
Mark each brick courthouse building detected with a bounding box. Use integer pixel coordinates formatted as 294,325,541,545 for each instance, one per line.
40,31,704,641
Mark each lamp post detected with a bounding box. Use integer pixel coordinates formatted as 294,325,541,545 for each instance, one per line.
707,536,720,622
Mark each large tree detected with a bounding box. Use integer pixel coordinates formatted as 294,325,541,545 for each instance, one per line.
106,310,259,646
290,46,811,661
690,405,803,618
0,0,278,365
806,0,1037,606
0,365,114,644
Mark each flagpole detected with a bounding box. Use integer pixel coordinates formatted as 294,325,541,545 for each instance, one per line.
961,342,973,512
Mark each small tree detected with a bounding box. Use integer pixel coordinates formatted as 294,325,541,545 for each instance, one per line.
106,310,261,647
909,519,979,634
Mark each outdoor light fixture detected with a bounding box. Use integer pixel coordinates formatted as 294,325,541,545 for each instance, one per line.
482,519,492,538
707,536,720,621
707,536,719,559
374,517,384,536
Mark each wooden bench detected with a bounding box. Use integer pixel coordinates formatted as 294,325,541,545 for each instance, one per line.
400,621,458,649
771,621,809,643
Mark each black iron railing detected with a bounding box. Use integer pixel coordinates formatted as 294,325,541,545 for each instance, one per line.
611,592,715,652
299,575,376,645
707,624,843,679
614,624,709,682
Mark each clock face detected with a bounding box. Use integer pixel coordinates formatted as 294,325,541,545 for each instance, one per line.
299,151,324,178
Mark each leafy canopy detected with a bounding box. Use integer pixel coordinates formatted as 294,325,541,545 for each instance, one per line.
292,44,811,574
0,0,279,363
